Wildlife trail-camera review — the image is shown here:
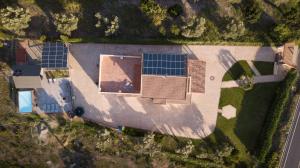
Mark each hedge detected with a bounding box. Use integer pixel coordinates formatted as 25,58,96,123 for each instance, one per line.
257,69,298,162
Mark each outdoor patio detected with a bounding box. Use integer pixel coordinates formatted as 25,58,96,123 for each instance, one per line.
36,77,72,113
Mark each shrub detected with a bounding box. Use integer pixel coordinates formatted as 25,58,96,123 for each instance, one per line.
257,69,298,162
223,19,246,40
158,26,166,36
274,24,292,42
60,35,69,42
175,140,195,158
53,13,79,36
38,35,47,43
238,75,253,91
18,0,35,5
266,152,280,168
95,13,120,36
140,0,167,26
170,24,180,36
95,12,106,28
161,136,178,152
181,16,206,38
0,31,12,41
105,16,119,36
0,6,31,36
63,0,81,13
167,4,183,18
122,127,146,137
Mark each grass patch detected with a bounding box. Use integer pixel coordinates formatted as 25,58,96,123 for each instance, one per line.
208,82,279,165
253,61,274,75
223,60,254,81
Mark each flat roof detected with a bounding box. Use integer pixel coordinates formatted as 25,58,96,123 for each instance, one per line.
13,65,41,76
18,91,32,113
13,76,41,89
99,55,141,93
141,75,187,100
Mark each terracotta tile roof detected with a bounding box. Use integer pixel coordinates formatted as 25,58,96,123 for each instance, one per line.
16,47,27,65
141,75,187,100
188,60,206,93
283,42,297,67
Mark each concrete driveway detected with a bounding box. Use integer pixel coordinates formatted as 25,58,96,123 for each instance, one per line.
68,44,276,139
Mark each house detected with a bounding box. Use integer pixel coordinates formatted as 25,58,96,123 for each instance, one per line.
12,65,42,89
98,53,206,104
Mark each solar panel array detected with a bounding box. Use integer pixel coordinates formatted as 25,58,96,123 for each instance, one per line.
143,53,187,76
41,42,68,68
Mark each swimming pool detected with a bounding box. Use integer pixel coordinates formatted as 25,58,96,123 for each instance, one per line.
18,91,32,113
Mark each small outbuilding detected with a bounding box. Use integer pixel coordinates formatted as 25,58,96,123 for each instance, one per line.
12,65,42,89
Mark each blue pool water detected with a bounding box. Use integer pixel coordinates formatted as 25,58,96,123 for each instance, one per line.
18,91,32,113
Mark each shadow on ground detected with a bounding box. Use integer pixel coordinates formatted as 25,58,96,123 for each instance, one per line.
233,83,279,152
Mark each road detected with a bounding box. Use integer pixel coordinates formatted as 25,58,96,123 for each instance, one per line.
281,97,300,168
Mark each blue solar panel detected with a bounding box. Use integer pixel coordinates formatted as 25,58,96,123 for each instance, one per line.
41,42,68,68
143,53,187,76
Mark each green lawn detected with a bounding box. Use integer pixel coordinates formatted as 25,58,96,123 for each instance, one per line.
207,82,279,165
223,60,254,81
253,61,274,75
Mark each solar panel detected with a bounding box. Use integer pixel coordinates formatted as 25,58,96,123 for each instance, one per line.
41,42,68,68
143,53,187,76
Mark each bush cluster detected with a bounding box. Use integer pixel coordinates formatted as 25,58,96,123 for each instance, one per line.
257,69,298,162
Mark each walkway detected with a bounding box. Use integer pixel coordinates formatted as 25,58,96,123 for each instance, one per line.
247,60,261,76
221,75,284,88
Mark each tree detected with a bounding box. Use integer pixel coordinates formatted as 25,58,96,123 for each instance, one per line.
170,24,180,36
105,16,120,36
0,6,31,36
95,12,109,28
223,19,246,40
140,0,167,26
274,24,292,42
281,2,300,29
181,16,206,38
241,0,262,24
95,12,120,36
53,13,79,36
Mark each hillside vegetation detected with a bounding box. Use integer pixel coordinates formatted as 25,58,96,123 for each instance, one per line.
0,0,299,45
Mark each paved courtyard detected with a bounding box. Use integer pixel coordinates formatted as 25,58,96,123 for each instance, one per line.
36,78,72,113
68,44,276,139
